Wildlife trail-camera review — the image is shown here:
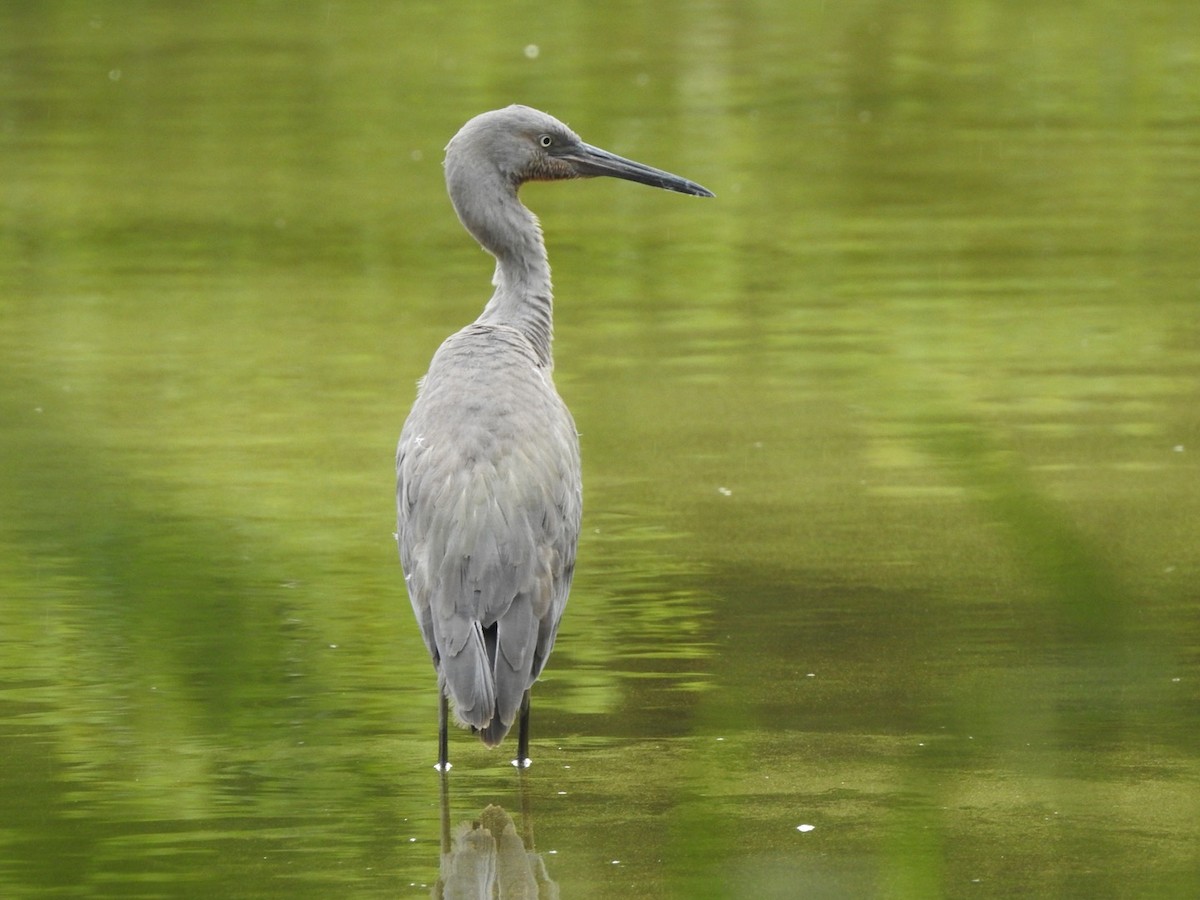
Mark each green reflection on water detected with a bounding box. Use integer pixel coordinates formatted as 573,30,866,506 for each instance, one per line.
3,0,1200,897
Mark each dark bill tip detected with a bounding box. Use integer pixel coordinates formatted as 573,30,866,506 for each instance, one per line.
567,142,715,198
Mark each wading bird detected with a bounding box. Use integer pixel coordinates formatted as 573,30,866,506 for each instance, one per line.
396,105,713,771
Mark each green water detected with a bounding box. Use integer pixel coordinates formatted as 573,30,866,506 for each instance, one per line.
2,2,1198,897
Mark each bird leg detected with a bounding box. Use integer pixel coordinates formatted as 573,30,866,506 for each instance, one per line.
513,689,532,768
436,690,451,772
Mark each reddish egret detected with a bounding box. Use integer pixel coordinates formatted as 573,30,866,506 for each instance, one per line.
396,105,713,770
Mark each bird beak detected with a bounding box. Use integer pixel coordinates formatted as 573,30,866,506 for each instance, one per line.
564,142,715,198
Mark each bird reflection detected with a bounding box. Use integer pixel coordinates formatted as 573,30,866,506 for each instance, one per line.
434,774,558,899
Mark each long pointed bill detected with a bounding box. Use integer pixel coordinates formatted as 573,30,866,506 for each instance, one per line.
566,142,715,198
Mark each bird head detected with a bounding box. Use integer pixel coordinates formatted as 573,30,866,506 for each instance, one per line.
445,105,714,198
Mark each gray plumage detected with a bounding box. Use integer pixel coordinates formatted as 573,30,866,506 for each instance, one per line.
396,105,712,769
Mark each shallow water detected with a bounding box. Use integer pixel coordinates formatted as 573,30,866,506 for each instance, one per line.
2,2,1199,897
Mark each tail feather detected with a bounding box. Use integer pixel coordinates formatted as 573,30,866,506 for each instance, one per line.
439,597,538,749
478,712,512,748
440,621,495,730
493,595,535,728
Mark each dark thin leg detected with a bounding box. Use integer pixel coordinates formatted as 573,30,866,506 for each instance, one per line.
436,690,451,772
513,689,531,768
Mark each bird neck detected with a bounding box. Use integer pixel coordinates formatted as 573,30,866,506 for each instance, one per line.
451,176,555,366
479,221,554,366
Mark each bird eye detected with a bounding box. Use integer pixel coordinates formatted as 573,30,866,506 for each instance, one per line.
539,134,554,148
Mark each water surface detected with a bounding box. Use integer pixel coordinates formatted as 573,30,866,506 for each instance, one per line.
2,2,1198,897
